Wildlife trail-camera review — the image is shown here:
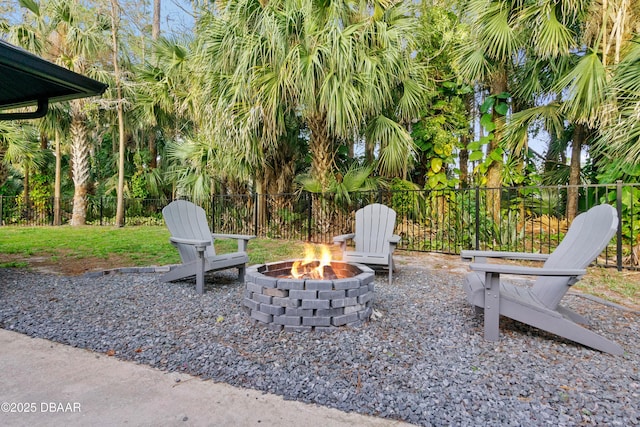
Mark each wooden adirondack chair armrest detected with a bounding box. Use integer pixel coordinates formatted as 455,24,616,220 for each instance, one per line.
388,234,401,253
333,233,356,252
333,233,356,243
469,263,586,278
169,237,211,252
388,234,401,244
211,233,256,252
461,250,550,263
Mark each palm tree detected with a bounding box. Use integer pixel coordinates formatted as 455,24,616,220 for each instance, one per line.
497,0,638,218
595,37,640,166
1,124,46,216
192,0,427,195
12,0,109,225
455,0,524,221
56,4,110,225
133,37,194,200
0,122,33,191
36,102,71,225
109,0,128,227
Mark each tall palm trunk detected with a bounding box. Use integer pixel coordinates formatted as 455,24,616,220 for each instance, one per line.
255,176,267,234
307,113,336,235
53,130,62,226
152,0,161,41
22,162,30,219
307,113,334,192
148,0,161,170
566,124,585,221
486,71,507,223
111,0,127,227
70,100,91,226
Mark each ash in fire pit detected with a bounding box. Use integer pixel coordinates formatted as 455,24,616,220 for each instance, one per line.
243,259,375,331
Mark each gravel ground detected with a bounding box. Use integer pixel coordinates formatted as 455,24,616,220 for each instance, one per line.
0,265,638,426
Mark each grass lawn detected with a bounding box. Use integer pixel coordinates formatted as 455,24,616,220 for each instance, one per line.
0,226,308,274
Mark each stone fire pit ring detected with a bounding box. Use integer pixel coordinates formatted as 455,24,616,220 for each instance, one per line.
243,260,375,332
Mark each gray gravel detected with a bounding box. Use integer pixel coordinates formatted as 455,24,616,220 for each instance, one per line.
1,266,638,426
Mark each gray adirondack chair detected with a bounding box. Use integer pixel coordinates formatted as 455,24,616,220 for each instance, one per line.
334,203,401,285
162,200,255,294
461,204,623,355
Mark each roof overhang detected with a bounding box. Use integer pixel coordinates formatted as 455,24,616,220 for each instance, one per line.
0,39,108,121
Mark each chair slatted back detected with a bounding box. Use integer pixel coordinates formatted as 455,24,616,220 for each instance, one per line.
162,200,217,263
533,204,617,308
353,203,397,255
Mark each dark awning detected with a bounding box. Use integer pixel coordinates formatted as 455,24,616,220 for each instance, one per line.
0,39,108,120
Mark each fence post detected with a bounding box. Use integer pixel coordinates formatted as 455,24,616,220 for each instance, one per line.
616,180,623,271
474,187,480,250
214,194,217,233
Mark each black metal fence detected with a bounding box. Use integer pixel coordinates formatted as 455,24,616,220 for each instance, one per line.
2,182,639,269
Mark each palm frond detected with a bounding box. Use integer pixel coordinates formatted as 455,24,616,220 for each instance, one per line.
503,102,564,157
555,50,608,126
366,115,415,177
478,2,521,63
528,3,576,59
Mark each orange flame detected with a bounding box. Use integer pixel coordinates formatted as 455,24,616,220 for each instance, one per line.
291,244,333,279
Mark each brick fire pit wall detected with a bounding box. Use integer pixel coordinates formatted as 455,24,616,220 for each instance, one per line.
243,261,375,332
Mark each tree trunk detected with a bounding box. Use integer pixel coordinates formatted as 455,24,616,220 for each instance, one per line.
149,0,162,171
348,137,354,160
487,71,508,223
566,124,584,221
459,92,474,188
459,133,470,188
307,114,334,191
153,0,161,41
306,113,337,236
149,131,157,168
53,130,62,226
255,175,267,234
70,100,90,226
23,163,30,219
111,0,127,227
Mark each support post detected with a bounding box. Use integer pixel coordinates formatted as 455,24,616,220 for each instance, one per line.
616,180,623,271
474,187,480,250
483,271,501,341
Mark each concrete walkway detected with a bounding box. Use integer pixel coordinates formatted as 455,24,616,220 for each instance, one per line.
0,329,411,426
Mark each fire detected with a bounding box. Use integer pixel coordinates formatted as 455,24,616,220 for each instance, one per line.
291,244,334,279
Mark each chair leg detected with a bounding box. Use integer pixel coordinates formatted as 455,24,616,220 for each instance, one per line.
483,272,501,341
238,265,246,282
195,249,205,295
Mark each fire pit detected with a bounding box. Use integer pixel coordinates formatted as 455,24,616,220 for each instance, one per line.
243,246,375,331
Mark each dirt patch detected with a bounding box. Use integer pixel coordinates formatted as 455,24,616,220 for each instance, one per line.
395,251,471,276
0,253,138,276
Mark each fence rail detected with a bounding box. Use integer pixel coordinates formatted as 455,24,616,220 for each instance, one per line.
1,182,639,270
